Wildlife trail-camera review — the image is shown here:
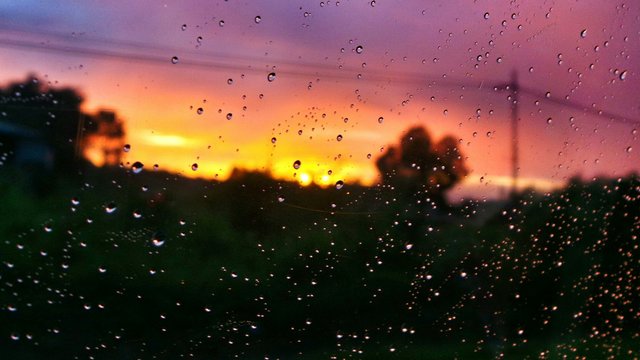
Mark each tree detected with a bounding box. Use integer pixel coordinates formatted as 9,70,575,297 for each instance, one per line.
0,74,125,171
81,110,126,167
376,126,468,208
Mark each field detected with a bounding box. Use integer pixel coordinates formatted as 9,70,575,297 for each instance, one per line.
1,166,638,359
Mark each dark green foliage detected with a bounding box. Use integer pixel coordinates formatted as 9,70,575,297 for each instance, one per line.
0,165,637,359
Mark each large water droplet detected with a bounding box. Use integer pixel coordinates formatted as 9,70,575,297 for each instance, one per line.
271,137,277,144
293,160,301,170
197,107,204,114
267,72,276,82
226,113,233,120
151,234,165,247
105,203,117,214
123,144,131,152
254,15,262,24
191,163,198,171
131,161,144,174
580,29,587,38
171,56,179,64
335,180,344,190
336,134,343,141
355,45,364,54
619,70,628,81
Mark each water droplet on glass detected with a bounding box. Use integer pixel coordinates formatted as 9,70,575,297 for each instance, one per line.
181,24,187,31
377,116,384,124
227,78,233,85
105,203,117,214
133,210,142,219
355,45,364,54
218,20,225,27
151,235,165,247
367,153,372,159
336,134,343,141
277,196,285,203
71,197,80,206
496,57,503,63
171,56,179,64
123,144,131,152
267,72,276,82
580,29,587,38
271,137,277,144
196,107,204,115
131,161,144,174
335,180,344,189
626,146,633,153
293,160,301,169
545,91,551,98
226,113,233,120
484,12,490,19
98,266,107,273
254,16,262,23
370,0,376,6
546,117,553,124
619,70,628,81
44,223,53,232
191,163,198,171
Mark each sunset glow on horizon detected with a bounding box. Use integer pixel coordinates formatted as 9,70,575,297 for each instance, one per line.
1,0,638,199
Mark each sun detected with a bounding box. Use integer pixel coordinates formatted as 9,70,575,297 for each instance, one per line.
298,172,312,186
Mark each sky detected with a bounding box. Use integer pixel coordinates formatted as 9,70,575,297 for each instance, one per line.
0,0,638,200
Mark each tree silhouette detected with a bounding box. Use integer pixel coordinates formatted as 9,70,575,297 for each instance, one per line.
0,74,125,170
376,126,468,208
81,110,126,167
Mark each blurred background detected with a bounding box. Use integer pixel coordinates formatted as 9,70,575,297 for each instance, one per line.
0,1,638,358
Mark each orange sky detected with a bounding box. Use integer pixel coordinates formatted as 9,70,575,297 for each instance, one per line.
1,0,638,199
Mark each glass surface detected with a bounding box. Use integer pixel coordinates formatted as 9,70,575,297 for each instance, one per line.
1,1,638,358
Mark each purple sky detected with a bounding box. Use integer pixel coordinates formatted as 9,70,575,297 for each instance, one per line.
1,0,638,199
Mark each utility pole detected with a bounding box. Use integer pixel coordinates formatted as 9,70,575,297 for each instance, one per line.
509,70,519,196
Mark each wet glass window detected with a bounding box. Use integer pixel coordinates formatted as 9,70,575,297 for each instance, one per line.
1,1,638,358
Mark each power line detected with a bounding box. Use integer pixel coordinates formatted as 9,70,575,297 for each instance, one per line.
1,29,638,127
